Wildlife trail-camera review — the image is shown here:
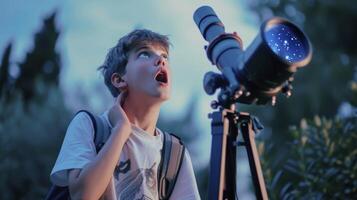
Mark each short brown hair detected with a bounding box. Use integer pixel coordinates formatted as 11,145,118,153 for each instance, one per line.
98,29,170,97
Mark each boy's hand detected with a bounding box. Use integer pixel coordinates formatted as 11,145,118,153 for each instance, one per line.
109,91,132,138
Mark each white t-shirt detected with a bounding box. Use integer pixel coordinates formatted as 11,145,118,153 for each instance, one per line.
50,111,201,200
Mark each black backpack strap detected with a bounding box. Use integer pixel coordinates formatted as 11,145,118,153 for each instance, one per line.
158,132,185,200
93,115,111,152
76,110,96,134
76,110,111,153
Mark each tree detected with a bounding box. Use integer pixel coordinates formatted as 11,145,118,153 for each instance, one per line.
0,42,13,100
14,11,62,104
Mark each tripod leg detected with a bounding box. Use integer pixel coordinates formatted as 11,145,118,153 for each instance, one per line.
240,115,268,200
208,110,228,200
225,112,238,200
208,109,238,200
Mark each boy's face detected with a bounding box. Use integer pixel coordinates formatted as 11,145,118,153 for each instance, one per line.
122,42,171,102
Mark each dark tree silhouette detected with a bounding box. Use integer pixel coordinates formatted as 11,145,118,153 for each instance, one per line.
0,42,13,99
14,11,61,104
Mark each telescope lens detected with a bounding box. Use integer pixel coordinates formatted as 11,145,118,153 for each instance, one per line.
265,23,309,63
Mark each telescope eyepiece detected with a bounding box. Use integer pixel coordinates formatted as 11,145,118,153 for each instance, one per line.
193,6,225,42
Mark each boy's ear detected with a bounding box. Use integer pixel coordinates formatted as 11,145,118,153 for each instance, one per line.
111,73,128,91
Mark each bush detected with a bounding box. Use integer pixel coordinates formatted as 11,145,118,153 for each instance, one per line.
259,115,357,199
0,83,71,199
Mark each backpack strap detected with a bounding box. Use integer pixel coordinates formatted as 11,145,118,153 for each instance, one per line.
76,110,111,153
158,132,185,200
93,114,111,152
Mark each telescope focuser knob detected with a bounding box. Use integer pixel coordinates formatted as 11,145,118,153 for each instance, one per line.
234,90,243,99
282,82,293,98
271,96,277,106
204,71,227,95
210,100,219,109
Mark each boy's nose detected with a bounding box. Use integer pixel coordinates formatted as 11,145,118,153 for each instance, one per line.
154,55,167,67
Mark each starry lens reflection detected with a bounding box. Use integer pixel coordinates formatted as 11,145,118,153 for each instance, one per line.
193,6,312,107
265,23,308,63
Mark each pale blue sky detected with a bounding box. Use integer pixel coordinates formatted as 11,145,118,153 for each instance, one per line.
0,0,258,112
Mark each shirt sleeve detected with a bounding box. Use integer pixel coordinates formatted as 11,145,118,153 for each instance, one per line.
170,149,201,200
50,112,97,186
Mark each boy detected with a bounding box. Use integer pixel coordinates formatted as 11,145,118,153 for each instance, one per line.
50,29,200,199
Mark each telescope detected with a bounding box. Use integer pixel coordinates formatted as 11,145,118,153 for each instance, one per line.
194,6,312,108
193,6,312,200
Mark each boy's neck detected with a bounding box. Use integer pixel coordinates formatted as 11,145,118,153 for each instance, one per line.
121,93,161,136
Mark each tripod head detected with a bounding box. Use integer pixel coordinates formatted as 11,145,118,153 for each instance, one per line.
193,6,312,109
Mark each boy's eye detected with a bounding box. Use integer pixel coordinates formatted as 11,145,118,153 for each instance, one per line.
138,51,150,58
162,54,169,60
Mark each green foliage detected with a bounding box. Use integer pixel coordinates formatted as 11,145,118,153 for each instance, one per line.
0,82,71,199
259,116,357,199
351,81,357,106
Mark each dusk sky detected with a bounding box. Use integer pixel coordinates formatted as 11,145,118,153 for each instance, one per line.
0,0,257,112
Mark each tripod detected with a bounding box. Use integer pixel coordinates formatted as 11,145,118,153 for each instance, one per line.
208,104,268,200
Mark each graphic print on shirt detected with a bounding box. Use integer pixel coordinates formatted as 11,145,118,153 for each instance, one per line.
114,159,131,179
115,162,158,200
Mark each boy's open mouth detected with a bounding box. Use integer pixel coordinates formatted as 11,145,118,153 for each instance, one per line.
154,69,168,84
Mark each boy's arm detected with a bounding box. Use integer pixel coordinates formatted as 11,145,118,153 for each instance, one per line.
67,92,131,200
